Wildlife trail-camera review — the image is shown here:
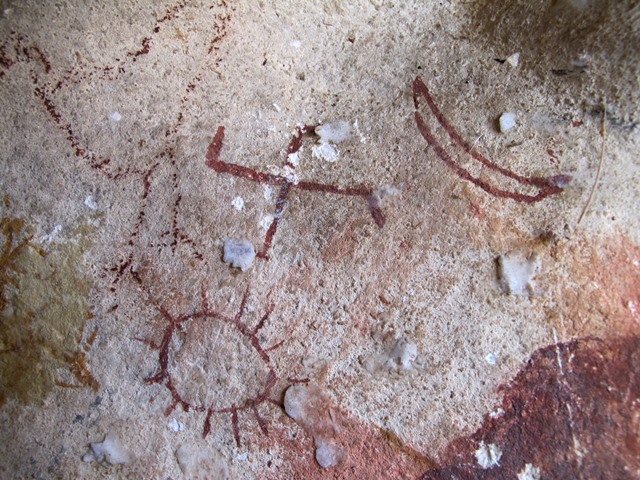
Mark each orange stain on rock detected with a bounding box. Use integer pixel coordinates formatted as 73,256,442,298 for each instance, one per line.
264,401,434,479
321,219,367,263
553,233,640,338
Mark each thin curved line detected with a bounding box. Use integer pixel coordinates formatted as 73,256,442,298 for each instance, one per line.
413,76,570,203
415,111,551,203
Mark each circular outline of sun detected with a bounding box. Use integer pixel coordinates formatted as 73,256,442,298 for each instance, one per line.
142,285,286,446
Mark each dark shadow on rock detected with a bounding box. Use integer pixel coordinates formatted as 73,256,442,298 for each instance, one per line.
462,0,640,129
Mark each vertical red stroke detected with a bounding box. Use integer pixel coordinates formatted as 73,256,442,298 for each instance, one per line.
205,124,386,259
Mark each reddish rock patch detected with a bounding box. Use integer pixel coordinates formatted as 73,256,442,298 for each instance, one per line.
321,219,367,263
265,395,434,479
422,335,640,479
554,234,640,338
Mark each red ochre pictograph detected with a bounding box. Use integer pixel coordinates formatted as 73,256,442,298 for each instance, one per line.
205,125,386,260
2,5,579,457
413,76,572,203
0,1,235,288
138,284,306,447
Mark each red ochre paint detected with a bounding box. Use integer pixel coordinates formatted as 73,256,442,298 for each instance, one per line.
4,3,233,286
139,285,299,447
413,77,571,203
547,148,559,163
205,125,386,260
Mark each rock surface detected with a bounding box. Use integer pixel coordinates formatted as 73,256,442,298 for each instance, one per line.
0,1,638,478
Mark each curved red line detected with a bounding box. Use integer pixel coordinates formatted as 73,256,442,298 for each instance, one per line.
413,76,570,203
416,111,553,203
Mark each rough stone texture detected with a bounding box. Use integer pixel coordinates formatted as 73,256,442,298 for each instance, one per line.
0,1,638,478
422,336,640,479
283,384,345,468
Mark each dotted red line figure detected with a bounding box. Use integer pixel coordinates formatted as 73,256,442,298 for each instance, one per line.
413,76,571,203
205,125,386,260
140,285,296,447
0,3,235,286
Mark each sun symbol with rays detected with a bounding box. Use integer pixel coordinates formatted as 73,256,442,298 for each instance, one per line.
140,285,293,446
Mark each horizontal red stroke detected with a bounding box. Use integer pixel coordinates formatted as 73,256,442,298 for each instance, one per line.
206,126,385,259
